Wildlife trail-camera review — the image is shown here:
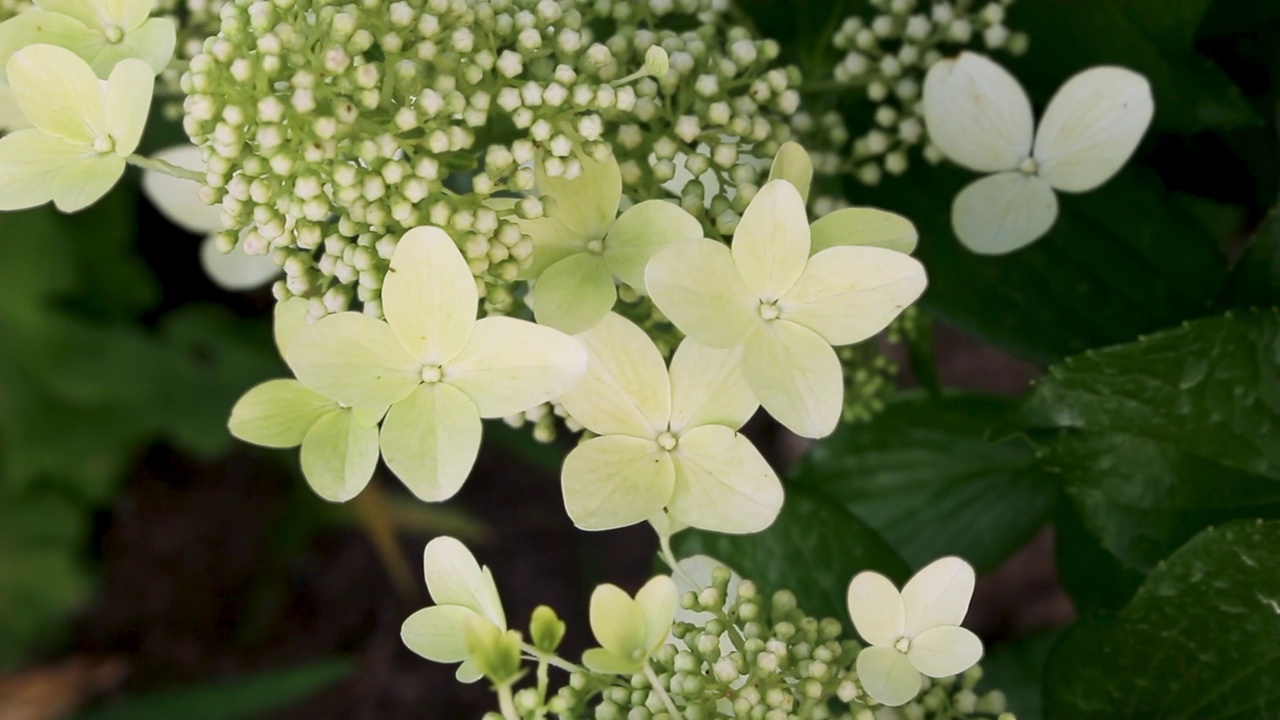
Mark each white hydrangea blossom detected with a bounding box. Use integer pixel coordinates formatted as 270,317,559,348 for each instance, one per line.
0,0,175,79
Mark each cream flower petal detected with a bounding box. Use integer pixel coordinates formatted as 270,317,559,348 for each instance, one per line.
537,150,622,240
856,646,922,707
299,408,380,502
455,659,484,684
402,605,481,664
557,313,671,438
6,44,105,143
602,199,704,289
514,216,587,280
33,0,102,27
646,238,759,349
0,13,99,82
767,141,813,203
228,379,335,449
743,321,843,439
104,57,153,155
907,625,983,678
589,584,648,657
142,145,222,234
379,383,482,502
901,557,976,637
951,171,1058,255
382,226,478,364
199,235,281,291
1033,66,1154,193
273,297,310,358
561,435,675,531
0,84,29,131
922,52,1034,173
732,180,811,300
809,207,918,256
445,315,588,418
635,576,679,652
100,0,153,32
423,536,506,629
667,340,757,434
780,246,927,346
667,425,782,534
114,17,176,75
846,571,907,648
0,129,87,211
51,153,124,212
286,312,422,409
531,253,616,334
581,648,642,675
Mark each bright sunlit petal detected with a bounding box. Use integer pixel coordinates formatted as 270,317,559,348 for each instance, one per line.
907,625,983,678
445,316,588,418
530,252,617,334
732,180,811,300
767,141,814,203
557,313,671,438
0,13,99,82
646,238,759,349
379,383,483,503
846,571,907,648
922,51,1034,173
561,435,675,531
6,44,106,143
602,199,703,289
0,129,85,211
951,171,1058,255
901,556,976,636
667,425,782,534
635,576,679,652
273,297,310,359
513,216,587,280
423,536,506,629
856,646,922,707
809,207,918,256
50,153,125,212
780,245,927,346
381,226,478,364
401,605,480,664
103,57,153,155
588,584,648,657
743,321,843,439
286,312,422,408
667,340,757,434
299,408,380,502
536,150,622,240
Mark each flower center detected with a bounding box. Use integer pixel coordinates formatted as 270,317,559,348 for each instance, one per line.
93,136,115,154
893,636,911,653
584,238,604,254
758,301,780,321
656,431,678,451
421,365,444,383
103,24,124,43
1018,157,1039,175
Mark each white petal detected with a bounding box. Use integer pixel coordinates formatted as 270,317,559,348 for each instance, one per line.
846,571,907,648
907,626,983,678
667,425,782,534
856,646,922,707
228,378,334,449
101,0,153,30
635,575,679,652
901,556,976,636
51,153,124,212
667,340,757,434
299,408,380,503
0,84,31,131
536,150,621,240
382,226,478,364
951,172,1058,255
142,145,223,234
379,383,482,502
402,605,481,664
767,141,813,203
423,536,506,629
103,57,151,155
0,129,85,211
603,199,703,289
286,312,422,408
589,584,648,657
6,44,105,143
561,435,675,531
732,180,811,300
530,252,616,334
1033,66,1154,192
809,207,918,255
200,236,281,291
445,316,588,418
922,52,1033,173
743,321,843,439
557,313,671,438
273,297,310,358
779,246,927,346
118,17,176,74
646,238,759,349
514,216,587,280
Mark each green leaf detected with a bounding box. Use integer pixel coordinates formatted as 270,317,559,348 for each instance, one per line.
75,659,355,720
1045,520,1280,718
674,488,909,621
979,632,1061,720
1053,499,1146,614
791,394,1059,572
1222,204,1280,308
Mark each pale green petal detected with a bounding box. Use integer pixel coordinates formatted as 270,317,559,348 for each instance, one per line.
273,297,310,358
117,17,177,74
286,312,422,408
561,435,674,531
6,44,105,143
537,150,621,240
856,646,922,707
445,316,588,418
423,536,506,629
951,172,1058,255
645,238,758,349
51,153,124,212
588,583,647,657
667,340,756,434
531,253,616,334
582,648,642,675
228,378,335,449
731,180,811,300
809,207,918,255
901,556,975,636
33,0,102,26
200,235,281,291
101,0,153,32
907,626,983,678
379,383,482,502
0,13,98,82
743,321,842,439
668,425,782,534
401,605,480,664
0,84,30,131
602,199,703,289
514,216,586,280
846,571,906,648
779,246,927,346
0,129,85,211
104,57,153,155
455,659,484,684
921,52,1033,174
635,575,678,652
556,313,670,438
382,226,478,364
299,408,380,502
767,141,813,203
142,145,222,234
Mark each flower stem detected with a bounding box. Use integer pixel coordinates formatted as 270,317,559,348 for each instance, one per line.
497,682,520,720
657,533,697,588
520,643,584,674
644,661,684,720
127,153,204,183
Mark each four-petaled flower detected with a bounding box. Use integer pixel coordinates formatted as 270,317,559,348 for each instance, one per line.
583,575,678,675
923,51,1154,255
520,150,703,333
559,312,783,535
0,0,175,79
286,225,588,502
847,556,983,707
646,179,927,439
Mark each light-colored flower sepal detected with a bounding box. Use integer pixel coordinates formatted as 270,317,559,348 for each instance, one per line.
465,617,525,686
529,605,566,655
582,576,678,675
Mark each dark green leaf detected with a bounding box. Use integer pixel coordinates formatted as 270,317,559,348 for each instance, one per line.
1222,204,1280,308
1045,520,1280,719
979,632,1061,720
1053,500,1144,614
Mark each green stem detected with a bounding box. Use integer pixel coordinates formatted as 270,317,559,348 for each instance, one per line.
644,661,684,720
497,682,520,720
127,154,204,183
658,533,697,588
520,643,584,674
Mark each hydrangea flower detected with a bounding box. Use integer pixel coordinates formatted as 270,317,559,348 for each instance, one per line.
558,313,782,535
286,226,588,502
401,536,508,683
583,576,678,675
520,150,703,333
0,44,152,212
0,83,27,131
847,557,983,707
646,179,927,438
141,144,280,291
922,51,1154,254
0,0,175,79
